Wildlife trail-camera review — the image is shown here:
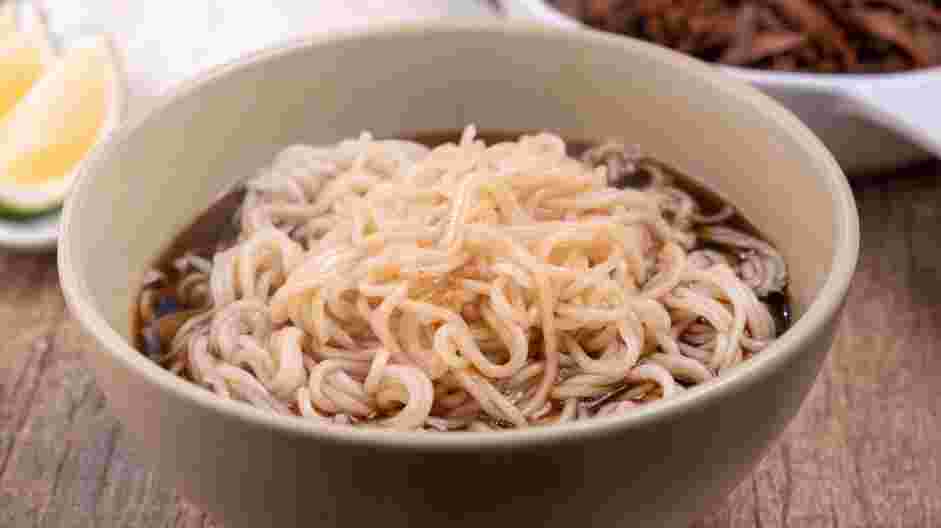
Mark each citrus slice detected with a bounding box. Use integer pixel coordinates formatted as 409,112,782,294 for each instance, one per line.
0,8,55,121
0,35,124,217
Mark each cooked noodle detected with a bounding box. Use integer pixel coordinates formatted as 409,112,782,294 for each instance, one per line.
137,126,789,431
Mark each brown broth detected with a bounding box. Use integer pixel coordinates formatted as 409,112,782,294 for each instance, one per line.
134,130,791,358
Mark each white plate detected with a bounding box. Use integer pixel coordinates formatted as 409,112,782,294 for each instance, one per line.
502,0,941,173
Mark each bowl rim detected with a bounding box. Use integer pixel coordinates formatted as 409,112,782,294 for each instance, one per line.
508,0,941,87
59,19,859,451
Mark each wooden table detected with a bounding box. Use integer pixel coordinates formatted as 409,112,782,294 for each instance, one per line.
2,3,940,527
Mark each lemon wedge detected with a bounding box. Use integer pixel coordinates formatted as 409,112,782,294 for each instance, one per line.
0,8,55,122
0,35,123,217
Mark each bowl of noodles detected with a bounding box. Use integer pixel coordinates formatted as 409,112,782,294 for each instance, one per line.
59,21,858,528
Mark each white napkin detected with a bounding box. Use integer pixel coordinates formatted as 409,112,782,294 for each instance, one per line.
40,0,497,117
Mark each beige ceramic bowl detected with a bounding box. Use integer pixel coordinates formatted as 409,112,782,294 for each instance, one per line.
59,21,858,528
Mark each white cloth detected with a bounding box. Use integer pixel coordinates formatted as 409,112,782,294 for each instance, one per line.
39,0,496,117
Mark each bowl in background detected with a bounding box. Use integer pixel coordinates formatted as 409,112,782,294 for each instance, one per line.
59,21,858,528
502,0,941,173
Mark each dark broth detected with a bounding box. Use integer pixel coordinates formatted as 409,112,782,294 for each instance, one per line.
135,130,791,357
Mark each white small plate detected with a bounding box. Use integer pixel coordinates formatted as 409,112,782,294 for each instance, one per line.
0,210,60,251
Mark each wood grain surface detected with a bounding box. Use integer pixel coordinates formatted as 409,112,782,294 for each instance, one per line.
1,2,939,527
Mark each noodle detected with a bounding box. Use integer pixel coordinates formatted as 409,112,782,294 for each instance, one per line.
136,127,790,431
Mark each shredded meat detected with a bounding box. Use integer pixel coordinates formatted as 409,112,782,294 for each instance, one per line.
550,0,941,72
